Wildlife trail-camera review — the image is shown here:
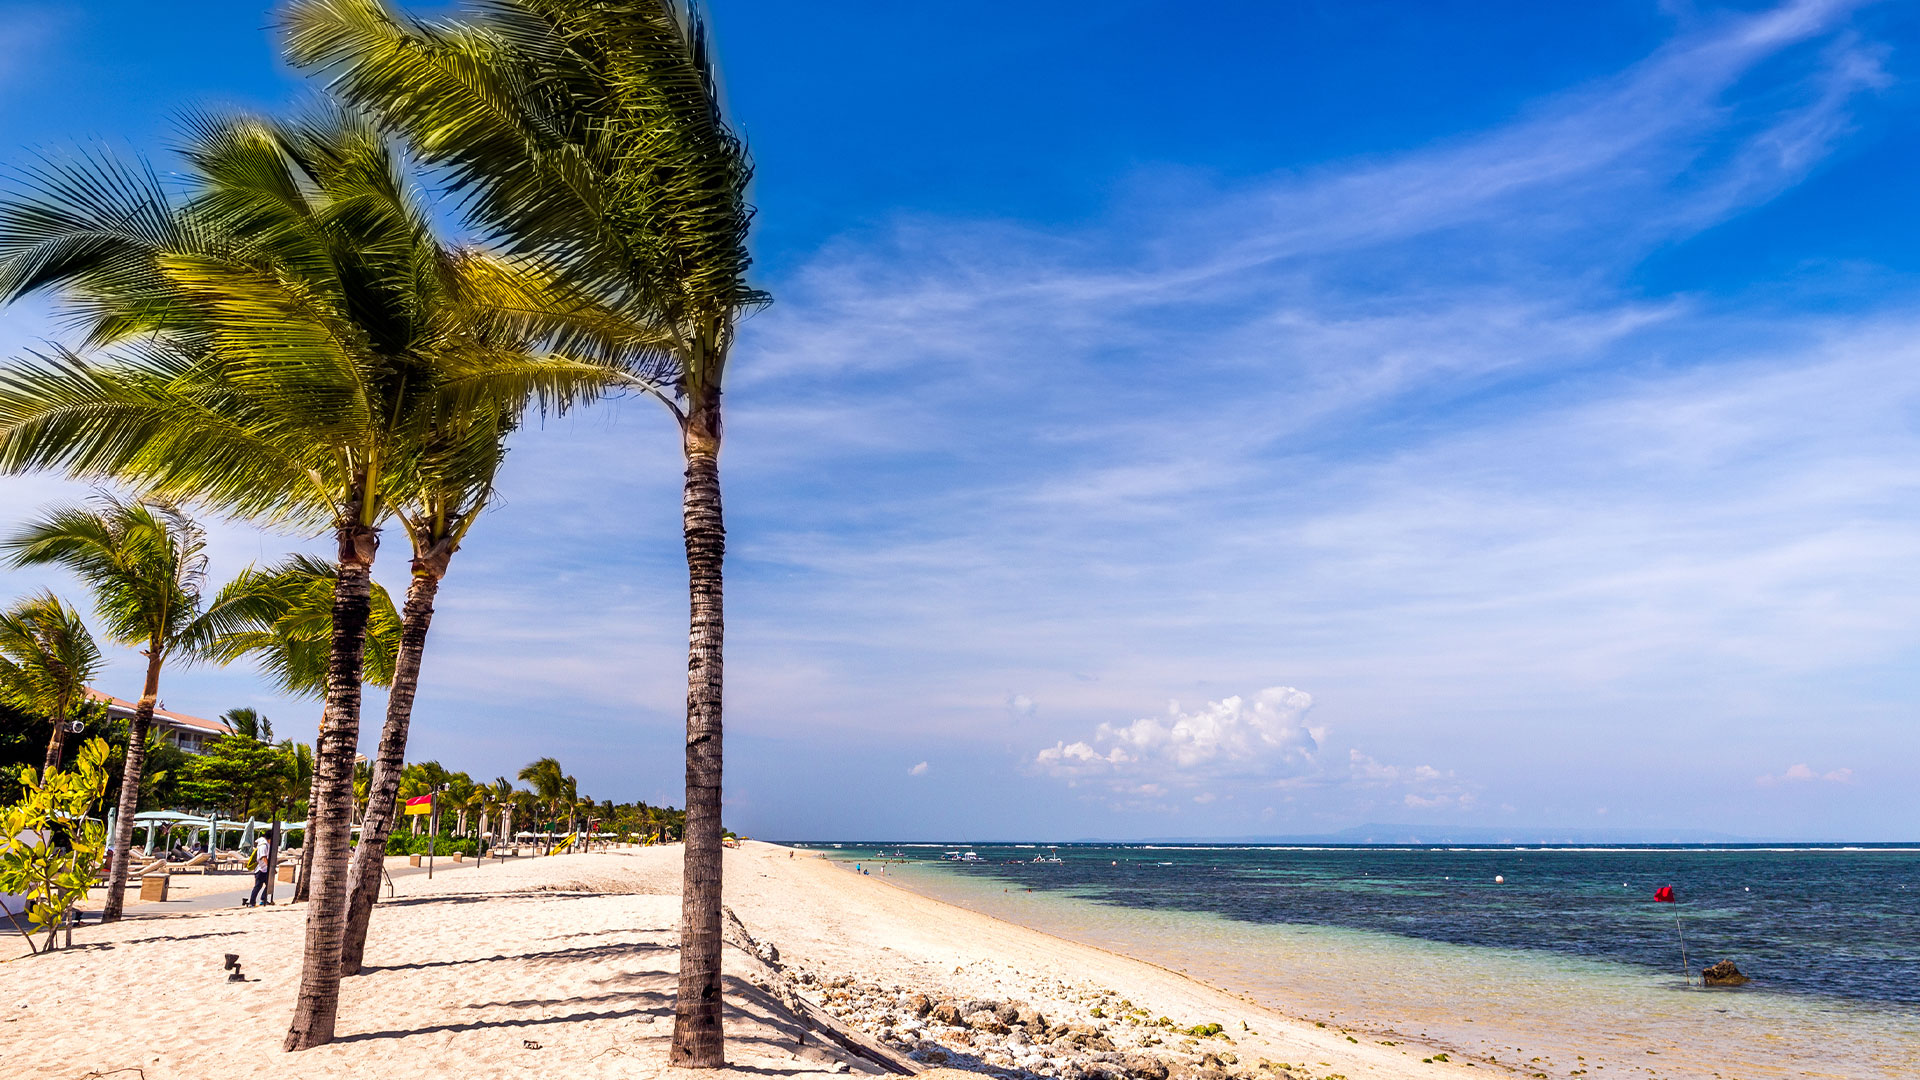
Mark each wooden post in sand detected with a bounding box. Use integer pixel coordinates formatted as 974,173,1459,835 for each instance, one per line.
1674,913,1693,987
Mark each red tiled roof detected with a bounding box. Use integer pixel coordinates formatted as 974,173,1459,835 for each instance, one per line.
84,689,232,735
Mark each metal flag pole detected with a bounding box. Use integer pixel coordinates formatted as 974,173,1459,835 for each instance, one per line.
428,789,438,880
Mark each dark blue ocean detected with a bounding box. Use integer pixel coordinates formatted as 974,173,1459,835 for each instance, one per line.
805,843,1920,1007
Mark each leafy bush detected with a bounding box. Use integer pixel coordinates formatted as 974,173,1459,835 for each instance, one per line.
384,831,477,857
0,737,110,952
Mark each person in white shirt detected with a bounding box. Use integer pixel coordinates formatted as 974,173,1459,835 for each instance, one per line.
245,836,272,907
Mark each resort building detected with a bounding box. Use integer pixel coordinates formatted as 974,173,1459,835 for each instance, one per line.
85,690,232,755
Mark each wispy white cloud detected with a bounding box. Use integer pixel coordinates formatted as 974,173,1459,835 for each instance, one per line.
0,2,1904,838
1756,763,1855,786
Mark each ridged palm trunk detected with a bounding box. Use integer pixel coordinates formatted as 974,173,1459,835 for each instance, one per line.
284,523,379,1052
99,651,165,922
41,695,70,776
670,406,726,1068
339,558,443,976
294,763,320,902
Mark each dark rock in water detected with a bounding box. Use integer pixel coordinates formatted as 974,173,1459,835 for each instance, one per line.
1702,960,1751,986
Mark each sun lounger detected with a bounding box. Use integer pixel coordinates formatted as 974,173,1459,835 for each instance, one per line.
173,853,212,874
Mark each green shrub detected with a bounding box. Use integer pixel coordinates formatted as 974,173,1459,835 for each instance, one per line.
383,832,477,857
0,738,110,952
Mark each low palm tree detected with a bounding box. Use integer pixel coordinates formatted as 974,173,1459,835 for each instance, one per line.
517,757,566,853
222,707,272,743
205,554,400,902
0,591,102,773
3,497,251,921
286,4,764,1060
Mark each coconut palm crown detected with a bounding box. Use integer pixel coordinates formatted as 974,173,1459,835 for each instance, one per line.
0,590,103,774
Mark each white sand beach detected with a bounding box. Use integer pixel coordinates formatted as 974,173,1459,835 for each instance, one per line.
2,842,1446,1080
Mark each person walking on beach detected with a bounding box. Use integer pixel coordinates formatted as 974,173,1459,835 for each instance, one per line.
245,835,272,907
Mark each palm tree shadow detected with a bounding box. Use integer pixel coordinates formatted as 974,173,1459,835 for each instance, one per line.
335,1002,672,1043
362,939,673,972
74,928,249,950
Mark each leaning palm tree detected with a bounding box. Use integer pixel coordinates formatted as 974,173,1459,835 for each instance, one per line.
286,4,765,1060
2,497,252,920
0,591,102,773
338,404,526,975
0,111,629,1047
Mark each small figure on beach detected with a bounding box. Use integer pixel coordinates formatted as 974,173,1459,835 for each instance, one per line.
244,836,272,907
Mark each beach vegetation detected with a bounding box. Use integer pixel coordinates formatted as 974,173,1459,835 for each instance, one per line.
282,0,766,1062
0,735,110,952
0,498,260,922
0,592,101,776
180,733,289,823
383,831,476,857
200,553,400,898
0,96,630,1043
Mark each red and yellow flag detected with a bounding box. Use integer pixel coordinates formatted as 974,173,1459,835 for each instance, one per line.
403,795,433,815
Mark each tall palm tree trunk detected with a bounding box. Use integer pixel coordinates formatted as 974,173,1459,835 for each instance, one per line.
284,523,378,1052
339,561,442,976
294,762,321,903
99,651,165,923
670,413,726,1068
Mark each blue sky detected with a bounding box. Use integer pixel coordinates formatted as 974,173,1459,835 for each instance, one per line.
1,0,1917,839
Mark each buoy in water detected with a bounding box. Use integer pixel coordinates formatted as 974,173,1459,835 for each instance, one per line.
1494,875,1505,884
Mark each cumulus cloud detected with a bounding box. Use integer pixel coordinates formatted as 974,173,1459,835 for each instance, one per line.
908,761,930,777
1034,686,1318,791
1005,693,1036,718
1756,763,1852,786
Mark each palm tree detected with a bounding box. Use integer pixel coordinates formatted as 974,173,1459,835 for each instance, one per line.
2,497,248,921
285,5,765,1060
0,111,629,1048
205,553,401,902
222,707,272,743
0,591,102,773
517,756,567,852
485,776,515,856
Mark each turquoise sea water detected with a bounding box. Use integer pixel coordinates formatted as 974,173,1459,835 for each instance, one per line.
802,843,1920,1078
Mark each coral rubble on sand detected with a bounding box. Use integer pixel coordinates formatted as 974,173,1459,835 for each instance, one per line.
785,972,1306,1080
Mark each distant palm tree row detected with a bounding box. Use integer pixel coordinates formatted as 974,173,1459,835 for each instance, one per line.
0,0,757,1062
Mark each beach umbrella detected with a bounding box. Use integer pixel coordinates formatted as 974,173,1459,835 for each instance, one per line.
240,819,256,854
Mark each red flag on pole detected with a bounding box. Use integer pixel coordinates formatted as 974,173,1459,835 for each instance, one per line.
1654,885,1675,903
